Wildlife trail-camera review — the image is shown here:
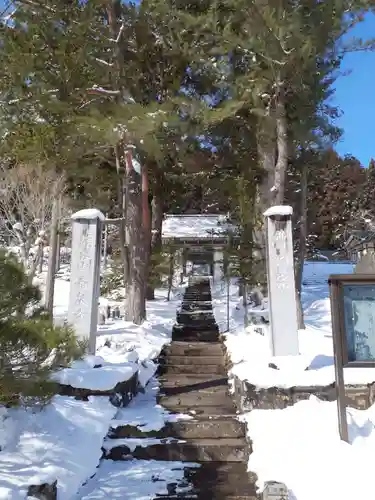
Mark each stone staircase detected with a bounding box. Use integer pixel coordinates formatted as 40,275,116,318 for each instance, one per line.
102,277,257,499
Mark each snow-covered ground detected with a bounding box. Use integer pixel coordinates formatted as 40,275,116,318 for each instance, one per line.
3,256,375,500
0,266,183,499
219,261,375,500
222,260,375,388
76,378,197,500
0,397,116,500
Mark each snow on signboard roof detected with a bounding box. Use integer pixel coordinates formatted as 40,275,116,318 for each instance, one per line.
162,214,231,240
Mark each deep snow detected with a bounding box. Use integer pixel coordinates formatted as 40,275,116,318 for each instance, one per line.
220,261,375,500
2,258,375,500
0,267,183,499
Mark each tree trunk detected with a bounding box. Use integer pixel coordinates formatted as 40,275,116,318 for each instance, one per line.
114,145,129,288
167,249,174,301
45,196,60,317
274,85,288,206
103,214,108,268
141,161,153,301
147,172,164,300
256,123,276,276
125,151,146,324
295,162,308,329
55,229,61,273
257,132,276,212
106,2,130,290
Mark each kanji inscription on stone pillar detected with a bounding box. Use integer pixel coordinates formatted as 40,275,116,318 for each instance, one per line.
264,205,299,356
68,209,104,354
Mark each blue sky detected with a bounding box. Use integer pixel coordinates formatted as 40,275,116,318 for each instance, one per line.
334,13,375,166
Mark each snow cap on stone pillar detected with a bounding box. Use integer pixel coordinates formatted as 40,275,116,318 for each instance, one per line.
71,209,106,221
263,205,293,217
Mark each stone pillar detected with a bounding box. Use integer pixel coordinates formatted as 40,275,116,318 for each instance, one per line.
354,250,375,274
182,248,187,277
68,209,104,355
264,206,299,356
213,249,224,282
173,248,184,285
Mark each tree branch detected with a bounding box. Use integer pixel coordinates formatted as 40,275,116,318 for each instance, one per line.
87,86,121,96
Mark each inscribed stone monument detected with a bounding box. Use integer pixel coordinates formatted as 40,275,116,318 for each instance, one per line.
354,251,375,274
68,209,104,354
213,249,224,282
264,205,299,356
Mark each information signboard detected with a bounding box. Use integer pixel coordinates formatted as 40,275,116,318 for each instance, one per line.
329,275,375,442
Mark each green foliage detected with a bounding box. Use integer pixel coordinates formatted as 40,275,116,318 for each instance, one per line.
0,0,373,306
149,248,176,289
0,251,83,406
101,260,125,297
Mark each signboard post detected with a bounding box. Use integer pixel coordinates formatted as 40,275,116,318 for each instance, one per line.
329,274,375,442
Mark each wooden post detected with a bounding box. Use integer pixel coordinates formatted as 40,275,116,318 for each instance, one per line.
329,278,349,442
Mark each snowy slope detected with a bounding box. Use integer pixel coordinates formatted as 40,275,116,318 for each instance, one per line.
219,261,375,500
0,268,183,499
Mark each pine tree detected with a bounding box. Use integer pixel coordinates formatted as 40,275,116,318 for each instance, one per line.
0,251,82,406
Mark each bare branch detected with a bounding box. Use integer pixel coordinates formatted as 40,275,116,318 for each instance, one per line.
87,86,121,96
78,97,101,110
0,163,67,276
94,57,114,68
109,21,125,44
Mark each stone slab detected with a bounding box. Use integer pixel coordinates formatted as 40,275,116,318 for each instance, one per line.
162,341,224,357
109,417,245,440
158,390,235,409
160,355,225,366
163,405,238,416
161,363,227,376
105,438,248,462
230,373,375,411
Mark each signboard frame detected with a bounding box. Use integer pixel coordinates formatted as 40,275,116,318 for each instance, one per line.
329,274,375,442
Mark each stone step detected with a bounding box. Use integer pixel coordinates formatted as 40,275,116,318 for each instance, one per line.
159,374,228,388
160,363,227,376
173,323,219,333
158,390,235,409
172,326,219,337
159,382,230,396
183,293,211,297
162,341,224,357
162,404,237,416
181,303,212,311
109,416,246,440
171,332,220,343
160,355,225,367
105,438,248,462
171,417,245,439
184,461,257,483
187,476,258,498
160,379,228,395
176,311,215,321
176,319,218,330
182,301,212,307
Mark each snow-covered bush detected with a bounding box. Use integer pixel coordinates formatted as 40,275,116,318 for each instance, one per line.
0,251,83,406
